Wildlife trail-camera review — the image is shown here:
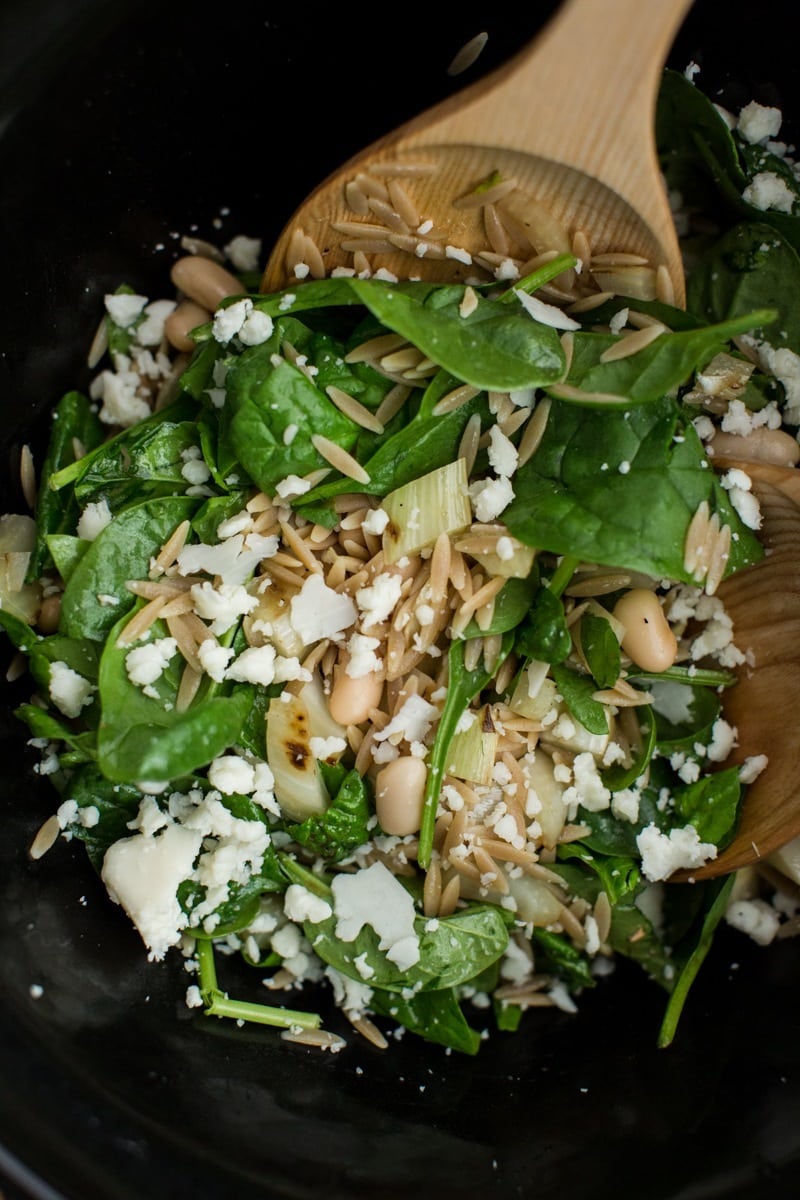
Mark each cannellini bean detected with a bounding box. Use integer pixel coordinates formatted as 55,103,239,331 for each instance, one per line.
327,665,384,726
709,427,800,468
37,593,61,635
169,255,243,311
612,588,677,673
164,300,212,352
375,756,427,836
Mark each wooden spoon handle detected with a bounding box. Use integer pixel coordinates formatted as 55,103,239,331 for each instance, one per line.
400,0,694,170
390,0,694,285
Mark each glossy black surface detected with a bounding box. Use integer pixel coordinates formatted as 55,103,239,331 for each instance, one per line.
1,3,799,1198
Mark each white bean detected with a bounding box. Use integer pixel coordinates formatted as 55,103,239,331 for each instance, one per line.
327,666,384,726
375,756,427,836
612,588,677,673
170,255,243,311
164,300,211,352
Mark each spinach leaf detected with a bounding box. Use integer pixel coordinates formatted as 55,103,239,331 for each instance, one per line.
461,573,538,639
347,278,566,391
73,417,203,510
579,610,621,689
657,69,745,210
0,609,41,654
298,371,490,509
601,706,657,791
560,311,775,405
657,875,735,1047
96,610,255,782
686,221,800,357
60,496,198,641
550,663,608,735
227,350,359,492
514,586,571,664
45,534,89,584
503,396,763,581
532,928,594,990
56,764,143,870
672,767,742,847
14,703,97,765
369,988,482,1056
651,680,721,750
305,903,509,992
182,798,286,937
555,847,640,906
288,769,371,862
577,789,666,857
418,632,514,867
28,391,104,578
608,895,675,988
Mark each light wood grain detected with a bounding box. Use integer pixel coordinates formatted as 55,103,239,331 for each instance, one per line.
672,480,800,881
261,0,693,299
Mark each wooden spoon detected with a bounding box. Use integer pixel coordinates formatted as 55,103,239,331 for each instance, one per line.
672,478,800,881
261,0,693,304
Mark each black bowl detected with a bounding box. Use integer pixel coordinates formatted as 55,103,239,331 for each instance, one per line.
2,3,800,1198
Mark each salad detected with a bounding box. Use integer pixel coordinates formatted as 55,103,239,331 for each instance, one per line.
2,66,799,1057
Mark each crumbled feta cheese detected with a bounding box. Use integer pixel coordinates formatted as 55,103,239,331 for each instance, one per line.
135,299,177,346
190,581,258,635
636,822,718,882
212,298,252,344
104,292,147,327
611,787,641,823
284,883,333,924
225,644,276,686
181,457,211,486
374,694,439,746
737,100,782,145
721,467,762,530
101,822,204,960
487,424,519,478
513,287,580,330
726,897,780,945
224,234,262,273
361,506,390,536
325,965,373,1016
178,532,278,587
48,661,95,718
563,752,611,815
76,498,113,542
742,171,796,214
468,475,515,523
238,309,274,347
207,754,255,796
331,860,420,969
706,717,738,763
125,637,178,688
739,754,768,785
310,735,347,760
93,366,151,428
355,572,403,630
185,984,204,1009
290,573,357,642
275,474,311,500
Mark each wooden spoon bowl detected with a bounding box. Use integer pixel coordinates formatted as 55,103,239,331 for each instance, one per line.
261,0,693,303
673,478,800,880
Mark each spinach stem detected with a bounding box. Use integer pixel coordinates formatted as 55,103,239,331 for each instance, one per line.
196,936,321,1030
204,993,322,1031
547,554,580,598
